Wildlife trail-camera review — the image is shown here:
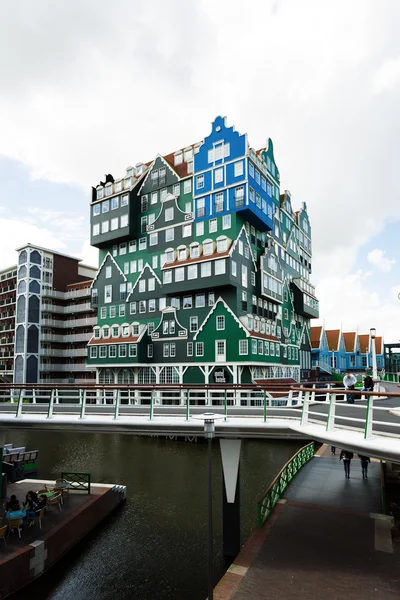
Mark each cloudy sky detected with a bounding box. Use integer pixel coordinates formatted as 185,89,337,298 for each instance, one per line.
0,0,399,340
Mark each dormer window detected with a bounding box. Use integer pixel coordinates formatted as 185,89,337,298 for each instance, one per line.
115,180,122,193
165,250,175,263
184,147,193,162
135,163,143,176
178,247,187,261
216,237,228,253
190,243,200,259
103,326,110,339
105,183,113,196
124,177,131,189
126,167,134,177
93,327,100,339
112,326,119,338
96,187,104,199
174,152,183,166
122,325,130,337
203,240,214,256
187,161,194,174
132,323,140,336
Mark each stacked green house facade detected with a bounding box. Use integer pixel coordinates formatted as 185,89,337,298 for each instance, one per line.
88,116,319,392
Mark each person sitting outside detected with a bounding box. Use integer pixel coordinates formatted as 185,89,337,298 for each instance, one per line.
5,505,26,525
343,372,357,404
34,494,48,512
23,491,38,512
362,374,374,393
4,494,20,512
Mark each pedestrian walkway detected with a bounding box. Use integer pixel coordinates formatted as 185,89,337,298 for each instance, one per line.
214,447,399,600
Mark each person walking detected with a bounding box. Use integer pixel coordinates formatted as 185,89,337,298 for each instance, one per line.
343,372,357,404
340,450,354,478
358,455,371,479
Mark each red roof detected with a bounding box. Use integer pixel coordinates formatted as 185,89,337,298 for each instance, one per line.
358,334,369,353
310,326,322,349
161,249,231,269
250,332,279,342
325,329,340,352
343,332,356,352
88,335,141,345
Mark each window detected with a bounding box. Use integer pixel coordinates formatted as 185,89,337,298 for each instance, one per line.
139,238,147,251
139,280,146,293
170,343,176,358
187,342,193,356
139,300,146,313
96,188,104,199
190,316,198,332
222,214,231,229
178,248,186,261
175,267,185,282
113,245,118,256
90,346,97,358
129,240,137,253
249,187,255,202
215,259,226,275
170,297,180,310
120,283,126,301
239,340,248,355
149,299,156,312
152,255,158,269
102,200,109,213
110,305,116,318
129,344,137,357
196,221,204,236
183,296,193,309
148,277,155,292
185,202,191,213
151,170,158,187
149,232,158,246
238,240,243,255
120,215,129,228
203,241,213,256
214,168,223,184
231,260,237,277
166,228,174,242
190,244,200,259
106,266,112,278
148,322,155,334
208,292,215,306
93,203,101,216
119,304,125,317
112,326,119,337
101,221,109,234
209,218,217,233
182,224,192,238
151,191,157,205
216,340,226,361
100,307,107,319
249,163,254,177
132,324,140,335
159,167,166,184
163,343,170,358
184,180,191,194
99,346,107,358
174,152,182,166
216,315,225,330
130,260,137,273
196,342,204,357
120,243,127,255
108,345,116,358
119,345,127,358
104,285,112,303
217,237,228,253
197,175,204,189
165,207,174,222
121,194,129,207
234,161,244,177
201,262,211,277
242,265,248,288
111,217,118,230
111,197,119,210
215,192,224,213
138,259,143,270
163,270,172,284
94,328,101,339
173,183,180,196
147,344,153,358
251,272,256,286
284,308,288,319
195,294,205,308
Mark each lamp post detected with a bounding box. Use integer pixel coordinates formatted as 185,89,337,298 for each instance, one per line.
370,327,378,383
365,346,369,370
194,412,223,600
331,349,335,372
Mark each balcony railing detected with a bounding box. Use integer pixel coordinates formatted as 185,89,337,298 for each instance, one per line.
40,348,88,357
65,289,91,299
40,363,91,372
64,332,92,343
41,317,97,328
41,302,93,315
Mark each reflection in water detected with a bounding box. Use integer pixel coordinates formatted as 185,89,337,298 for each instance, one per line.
0,429,302,600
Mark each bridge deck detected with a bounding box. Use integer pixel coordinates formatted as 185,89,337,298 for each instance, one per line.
214,449,399,600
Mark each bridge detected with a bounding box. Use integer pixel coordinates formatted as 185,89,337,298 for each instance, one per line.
0,383,399,462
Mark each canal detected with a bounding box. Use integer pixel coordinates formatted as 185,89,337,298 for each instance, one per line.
1,430,303,600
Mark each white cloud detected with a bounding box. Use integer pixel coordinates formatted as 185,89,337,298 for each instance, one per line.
79,239,98,269
367,248,396,272
372,56,400,94
0,218,67,269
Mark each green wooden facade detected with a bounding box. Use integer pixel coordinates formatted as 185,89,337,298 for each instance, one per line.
87,117,318,387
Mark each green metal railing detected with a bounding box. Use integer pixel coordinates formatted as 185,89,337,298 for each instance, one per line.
257,442,314,528
61,471,91,494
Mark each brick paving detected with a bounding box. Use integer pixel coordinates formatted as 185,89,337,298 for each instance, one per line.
214,446,399,600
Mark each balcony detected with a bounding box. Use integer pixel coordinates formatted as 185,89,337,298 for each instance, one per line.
65,288,91,299
0,312,15,320
64,332,93,343
41,289,65,299
41,302,93,315
291,278,319,319
41,303,65,314
39,376,96,384
39,363,91,372
41,317,97,328
40,348,88,357
41,334,65,343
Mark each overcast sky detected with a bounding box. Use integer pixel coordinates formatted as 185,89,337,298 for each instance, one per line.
0,0,399,340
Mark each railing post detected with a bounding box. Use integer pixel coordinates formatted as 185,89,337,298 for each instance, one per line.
149,388,154,420
311,384,316,403
15,388,23,418
47,389,55,418
287,389,293,407
185,389,189,421
55,388,59,404
326,392,336,431
298,389,303,406
364,394,374,439
113,389,119,420
32,388,36,404
300,389,310,425
263,390,267,422
79,389,86,419
224,389,227,422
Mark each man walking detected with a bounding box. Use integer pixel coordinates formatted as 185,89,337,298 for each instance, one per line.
340,450,354,478
358,455,371,479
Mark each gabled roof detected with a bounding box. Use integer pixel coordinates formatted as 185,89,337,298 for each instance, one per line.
358,334,369,354
126,263,161,300
343,332,357,353
229,225,257,270
90,252,127,288
138,153,181,193
325,329,340,352
375,336,383,354
194,297,249,340
310,326,322,349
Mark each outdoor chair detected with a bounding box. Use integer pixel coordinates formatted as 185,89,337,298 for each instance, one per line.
31,508,46,529
0,525,7,547
54,478,70,501
48,493,62,511
7,517,22,539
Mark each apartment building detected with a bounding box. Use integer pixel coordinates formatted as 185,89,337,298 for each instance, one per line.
0,243,97,384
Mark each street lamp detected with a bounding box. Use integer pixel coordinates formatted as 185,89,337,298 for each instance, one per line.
194,412,223,600
370,327,378,383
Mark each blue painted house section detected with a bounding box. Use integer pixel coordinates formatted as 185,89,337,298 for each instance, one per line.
311,326,384,374
193,116,274,232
